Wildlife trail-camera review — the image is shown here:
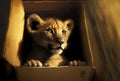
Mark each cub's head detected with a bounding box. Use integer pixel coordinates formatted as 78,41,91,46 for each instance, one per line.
26,14,74,54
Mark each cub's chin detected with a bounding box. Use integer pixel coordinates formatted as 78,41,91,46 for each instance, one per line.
51,48,63,54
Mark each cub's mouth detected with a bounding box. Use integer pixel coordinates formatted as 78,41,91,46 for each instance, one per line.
52,46,64,50
51,48,63,54
48,44,64,54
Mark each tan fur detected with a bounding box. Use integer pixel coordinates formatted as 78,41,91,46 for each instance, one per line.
24,14,74,67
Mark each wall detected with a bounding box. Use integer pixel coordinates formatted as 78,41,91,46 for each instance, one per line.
84,0,120,81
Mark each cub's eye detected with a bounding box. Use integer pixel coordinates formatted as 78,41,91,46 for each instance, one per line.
62,30,66,34
46,28,51,31
46,28,54,34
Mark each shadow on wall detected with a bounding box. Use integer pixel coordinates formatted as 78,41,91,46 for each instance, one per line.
0,0,10,57
0,0,24,81
0,1,16,81
84,0,120,81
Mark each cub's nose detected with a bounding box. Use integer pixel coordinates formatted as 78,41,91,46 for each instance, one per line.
55,36,64,45
56,39,64,45
58,40,64,45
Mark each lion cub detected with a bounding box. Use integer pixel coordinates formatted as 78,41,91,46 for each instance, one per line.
24,14,74,67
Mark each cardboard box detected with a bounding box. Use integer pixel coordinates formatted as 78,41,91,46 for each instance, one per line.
15,66,94,81
15,1,95,81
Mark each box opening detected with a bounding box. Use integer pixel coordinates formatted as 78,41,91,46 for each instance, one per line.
21,1,92,66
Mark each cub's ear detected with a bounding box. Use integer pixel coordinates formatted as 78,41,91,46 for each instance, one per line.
64,19,74,31
26,14,44,32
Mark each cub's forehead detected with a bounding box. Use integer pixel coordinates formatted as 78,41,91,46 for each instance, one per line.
45,18,65,29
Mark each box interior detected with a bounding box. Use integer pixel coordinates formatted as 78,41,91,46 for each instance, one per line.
21,1,92,65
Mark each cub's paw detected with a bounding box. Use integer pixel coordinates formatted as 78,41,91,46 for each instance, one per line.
44,62,59,67
23,59,43,67
68,60,87,66
44,62,52,67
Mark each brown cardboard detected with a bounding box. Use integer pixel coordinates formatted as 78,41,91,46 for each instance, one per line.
15,66,94,81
